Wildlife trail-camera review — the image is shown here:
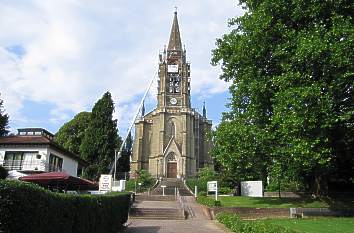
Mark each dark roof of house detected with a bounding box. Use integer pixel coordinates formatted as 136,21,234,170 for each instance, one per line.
0,135,88,166
19,172,98,191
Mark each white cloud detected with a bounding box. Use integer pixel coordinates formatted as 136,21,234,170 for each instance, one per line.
0,0,243,133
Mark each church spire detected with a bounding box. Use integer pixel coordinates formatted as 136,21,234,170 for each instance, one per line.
167,10,182,51
203,101,207,118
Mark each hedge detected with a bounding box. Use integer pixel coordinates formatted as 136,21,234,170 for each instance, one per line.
216,212,296,233
0,180,131,233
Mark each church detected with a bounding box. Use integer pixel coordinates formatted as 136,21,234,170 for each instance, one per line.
131,11,213,178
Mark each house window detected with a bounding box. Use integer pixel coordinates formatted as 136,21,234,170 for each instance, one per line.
49,154,63,172
4,152,24,170
3,151,38,171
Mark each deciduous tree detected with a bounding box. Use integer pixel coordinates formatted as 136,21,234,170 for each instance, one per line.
212,0,354,195
55,112,91,156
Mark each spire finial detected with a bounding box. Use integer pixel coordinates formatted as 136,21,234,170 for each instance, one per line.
203,101,207,118
174,6,178,13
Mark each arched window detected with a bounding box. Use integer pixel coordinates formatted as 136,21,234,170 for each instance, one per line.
170,121,175,138
166,120,176,139
167,153,177,162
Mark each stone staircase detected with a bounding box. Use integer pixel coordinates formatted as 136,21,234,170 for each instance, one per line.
129,178,192,220
150,178,193,196
130,207,185,220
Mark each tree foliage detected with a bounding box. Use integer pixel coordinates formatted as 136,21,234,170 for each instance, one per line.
0,96,9,137
55,112,91,156
117,132,132,173
80,92,120,180
212,0,354,194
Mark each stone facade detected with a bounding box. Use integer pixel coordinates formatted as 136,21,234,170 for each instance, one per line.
131,12,213,178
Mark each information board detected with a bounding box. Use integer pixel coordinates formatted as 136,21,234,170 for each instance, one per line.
99,174,112,191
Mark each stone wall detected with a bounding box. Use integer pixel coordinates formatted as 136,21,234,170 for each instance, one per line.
204,206,289,220
264,192,310,198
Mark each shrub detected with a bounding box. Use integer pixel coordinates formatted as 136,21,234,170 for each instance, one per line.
0,180,131,233
135,169,155,189
198,191,207,196
0,166,7,179
216,213,296,233
197,196,221,207
186,178,198,192
126,170,156,193
219,187,233,195
125,179,136,192
186,168,235,195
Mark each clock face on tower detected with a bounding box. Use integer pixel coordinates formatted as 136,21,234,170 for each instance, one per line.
170,97,177,105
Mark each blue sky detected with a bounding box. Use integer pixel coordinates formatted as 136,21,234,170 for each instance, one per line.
0,0,243,138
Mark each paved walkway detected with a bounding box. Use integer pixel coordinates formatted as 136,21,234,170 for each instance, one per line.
121,197,228,233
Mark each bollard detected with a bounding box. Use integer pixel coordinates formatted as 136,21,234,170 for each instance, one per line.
161,185,166,196
194,186,198,198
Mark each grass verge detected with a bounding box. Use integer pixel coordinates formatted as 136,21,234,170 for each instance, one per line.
259,217,354,233
197,196,354,208
216,212,296,233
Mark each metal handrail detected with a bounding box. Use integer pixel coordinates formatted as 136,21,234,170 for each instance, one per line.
176,188,185,214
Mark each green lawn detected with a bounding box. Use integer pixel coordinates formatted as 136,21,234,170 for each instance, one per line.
199,196,354,208
217,196,329,208
260,218,354,233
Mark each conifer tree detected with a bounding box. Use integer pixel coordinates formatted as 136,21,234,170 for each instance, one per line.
80,92,119,180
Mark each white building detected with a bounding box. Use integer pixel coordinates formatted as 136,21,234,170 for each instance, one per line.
0,128,88,177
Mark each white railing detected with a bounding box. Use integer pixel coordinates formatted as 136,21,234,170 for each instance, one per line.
176,188,185,216
2,160,61,172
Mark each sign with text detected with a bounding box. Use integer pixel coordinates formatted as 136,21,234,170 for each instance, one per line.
99,174,112,191
207,181,218,192
207,181,218,201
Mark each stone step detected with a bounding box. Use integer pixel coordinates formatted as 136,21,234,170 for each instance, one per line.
136,195,176,201
130,208,185,220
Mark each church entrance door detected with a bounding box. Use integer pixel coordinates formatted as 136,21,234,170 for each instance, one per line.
167,162,177,178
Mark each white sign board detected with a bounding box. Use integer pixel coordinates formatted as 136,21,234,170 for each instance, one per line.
241,181,263,197
207,181,218,200
207,181,218,192
99,174,112,191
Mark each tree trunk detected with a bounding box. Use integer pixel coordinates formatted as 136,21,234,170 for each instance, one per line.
313,172,328,197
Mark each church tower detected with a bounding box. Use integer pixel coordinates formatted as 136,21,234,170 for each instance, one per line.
157,11,191,110
131,11,213,178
